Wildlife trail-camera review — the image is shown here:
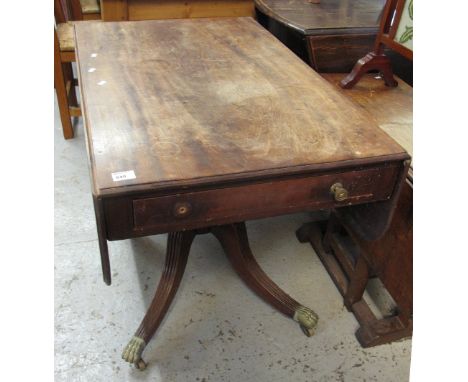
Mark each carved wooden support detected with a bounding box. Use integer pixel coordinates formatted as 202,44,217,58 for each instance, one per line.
340,51,398,89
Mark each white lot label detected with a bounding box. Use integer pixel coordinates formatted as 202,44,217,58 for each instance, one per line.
111,170,136,182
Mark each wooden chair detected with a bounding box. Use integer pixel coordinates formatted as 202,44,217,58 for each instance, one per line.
54,0,84,139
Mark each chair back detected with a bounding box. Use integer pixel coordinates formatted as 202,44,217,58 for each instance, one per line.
55,0,84,22
54,0,70,23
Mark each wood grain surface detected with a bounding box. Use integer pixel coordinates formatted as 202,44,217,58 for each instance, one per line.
254,0,385,35
74,18,406,196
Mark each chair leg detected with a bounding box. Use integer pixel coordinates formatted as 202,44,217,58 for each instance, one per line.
54,60,74,139
54,28,74,139
63,62,78,107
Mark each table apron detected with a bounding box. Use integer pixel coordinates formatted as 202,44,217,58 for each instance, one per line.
103,163,401,240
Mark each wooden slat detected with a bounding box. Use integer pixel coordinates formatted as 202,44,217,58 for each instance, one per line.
60,50,76,62
83,13,101,20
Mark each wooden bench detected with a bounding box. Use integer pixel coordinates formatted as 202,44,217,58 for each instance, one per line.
297,72,412,347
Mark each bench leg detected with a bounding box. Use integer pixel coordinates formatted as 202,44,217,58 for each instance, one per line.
344,255,369,311
356,315,413,348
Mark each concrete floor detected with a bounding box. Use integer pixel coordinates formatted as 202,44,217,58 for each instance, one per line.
54,95,411,382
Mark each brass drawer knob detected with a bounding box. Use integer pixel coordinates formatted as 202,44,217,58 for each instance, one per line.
330,183,349,202
173,202,192,218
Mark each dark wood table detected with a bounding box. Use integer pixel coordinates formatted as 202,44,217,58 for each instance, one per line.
254,0,412,84
74,17,409,369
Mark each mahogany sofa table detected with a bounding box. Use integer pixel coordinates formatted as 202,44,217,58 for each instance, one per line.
74,17,409,369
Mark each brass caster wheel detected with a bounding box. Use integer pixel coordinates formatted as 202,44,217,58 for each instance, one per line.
300,324,315,337
135,359,147,371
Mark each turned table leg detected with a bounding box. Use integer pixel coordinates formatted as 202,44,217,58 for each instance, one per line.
212,223,319,336
122,231,195,369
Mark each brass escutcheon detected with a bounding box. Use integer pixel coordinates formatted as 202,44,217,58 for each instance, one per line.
173,202,192,217
330,182,349,202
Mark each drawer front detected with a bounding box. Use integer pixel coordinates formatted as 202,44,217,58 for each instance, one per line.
126,165,400,236
307,34,376,72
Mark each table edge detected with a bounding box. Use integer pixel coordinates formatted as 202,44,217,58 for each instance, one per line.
92,152,410,198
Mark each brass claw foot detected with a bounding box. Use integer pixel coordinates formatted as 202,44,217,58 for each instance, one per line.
294,306,319,337
122,336,146,369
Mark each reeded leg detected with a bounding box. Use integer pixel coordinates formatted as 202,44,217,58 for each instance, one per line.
212,223,319,336
122,230,196,369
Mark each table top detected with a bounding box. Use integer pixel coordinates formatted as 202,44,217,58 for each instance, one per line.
75,17,406,197
254,0,385,35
